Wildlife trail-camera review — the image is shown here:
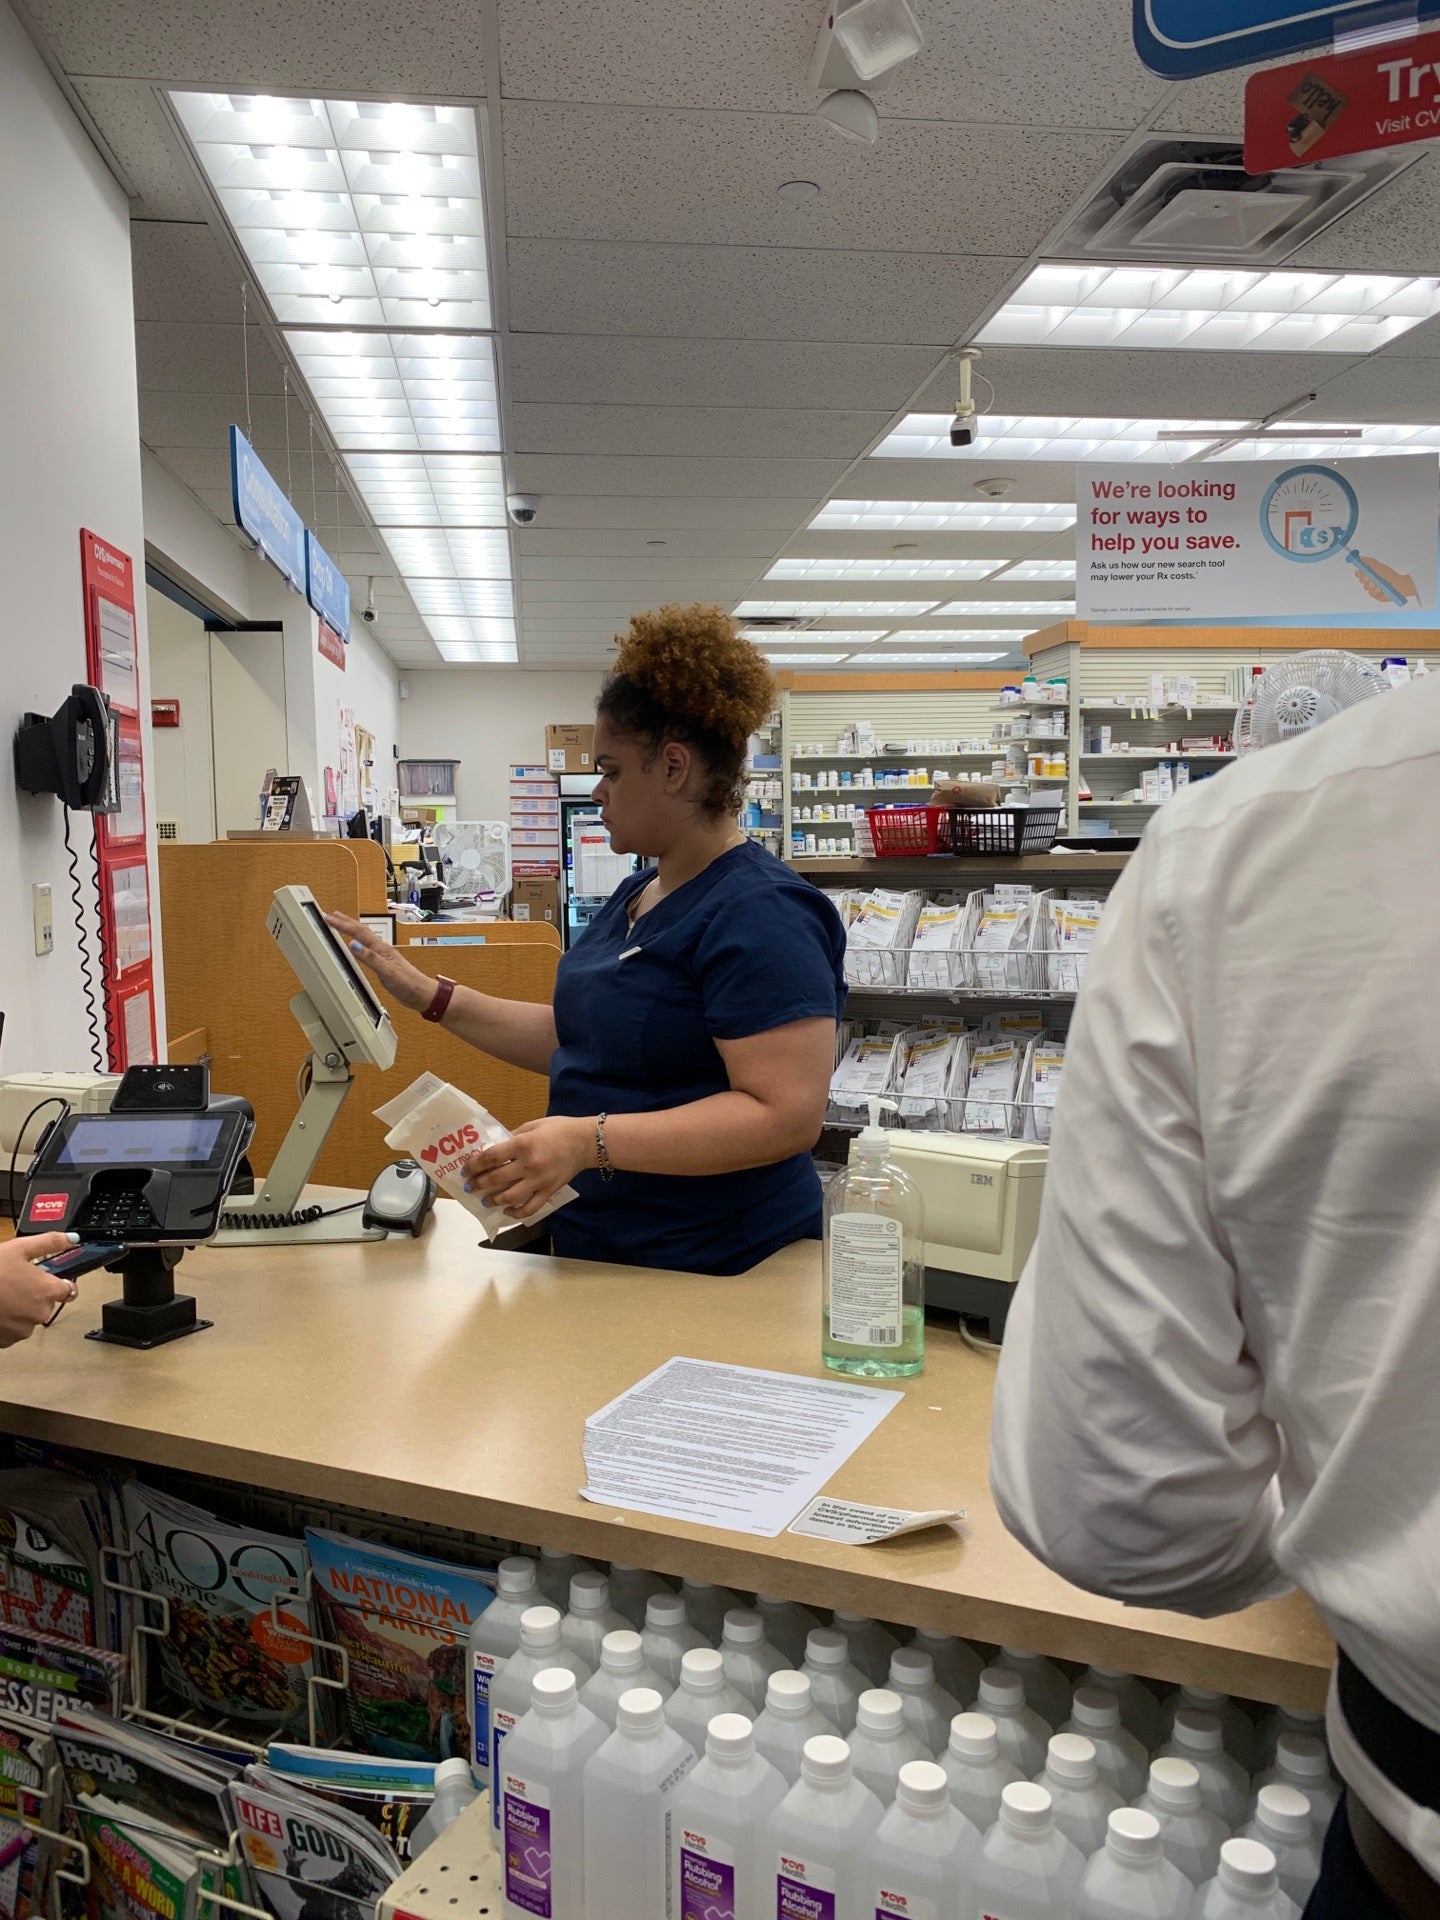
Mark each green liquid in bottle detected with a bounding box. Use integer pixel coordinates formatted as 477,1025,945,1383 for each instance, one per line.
822,1303,926,1378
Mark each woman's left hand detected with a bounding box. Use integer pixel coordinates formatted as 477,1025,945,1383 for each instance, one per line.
463,1117,595,1220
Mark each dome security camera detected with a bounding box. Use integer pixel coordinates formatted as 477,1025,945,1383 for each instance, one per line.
507,494,540,526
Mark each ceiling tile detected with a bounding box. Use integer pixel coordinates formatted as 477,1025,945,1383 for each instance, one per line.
511,496,821,530
504,102,1123,257
508,452,851,498
1376,314,1440,358
1289,155,1440,274
508,402,890,459
1296,356,1440,423
519,555,772,581
510,529,779,559
132,221,247,323
72,77,208,218
909,347,1364,420
505,335,941,411
505,238,1023,346
137,320,288,395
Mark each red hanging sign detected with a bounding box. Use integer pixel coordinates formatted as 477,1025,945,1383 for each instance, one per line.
1245,28,1440,169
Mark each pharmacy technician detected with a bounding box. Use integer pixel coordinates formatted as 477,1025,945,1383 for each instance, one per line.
333,604,845,1275
990,669,1440,1920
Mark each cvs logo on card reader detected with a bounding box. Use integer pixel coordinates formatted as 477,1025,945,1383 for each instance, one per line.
419,1123,480,1165
27,1194,68,1224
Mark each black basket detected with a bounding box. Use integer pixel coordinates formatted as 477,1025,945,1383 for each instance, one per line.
942,803,1063,855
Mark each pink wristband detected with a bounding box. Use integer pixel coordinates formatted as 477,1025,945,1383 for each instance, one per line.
423,976,457,1024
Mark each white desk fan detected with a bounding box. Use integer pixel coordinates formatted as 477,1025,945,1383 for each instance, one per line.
432,821,512,908
1235,650,1387,754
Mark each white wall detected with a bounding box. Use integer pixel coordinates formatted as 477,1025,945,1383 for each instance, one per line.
0,4,156,1073
314,621,402,818
398,669,606,820
146,587,217,842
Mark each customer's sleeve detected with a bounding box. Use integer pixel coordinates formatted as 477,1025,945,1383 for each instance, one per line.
989,827,1289,1617
696,883,846,1040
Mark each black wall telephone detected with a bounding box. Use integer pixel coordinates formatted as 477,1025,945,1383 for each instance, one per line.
13,683,119,812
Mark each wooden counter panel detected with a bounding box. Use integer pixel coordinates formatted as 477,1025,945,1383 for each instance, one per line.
0,1205,1330,1708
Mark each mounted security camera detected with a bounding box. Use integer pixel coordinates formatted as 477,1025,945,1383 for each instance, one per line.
507,494,540,526
950,347,983,449
361,577,377,624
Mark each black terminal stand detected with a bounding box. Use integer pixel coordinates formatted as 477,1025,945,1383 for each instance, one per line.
86,1247,212,1350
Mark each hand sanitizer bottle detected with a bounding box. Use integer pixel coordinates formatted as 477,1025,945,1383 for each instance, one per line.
886,1647,963,1756
537,1546,581,1610
831,1610,901,1687
1157,1709,1251,1827
672,1712,788,1920
1080,1665,1162,1752
1238,1785,1321,1908
719,1608,788,1711
578,1628,672,1729
642,1592,709,1684
1000,1646,1074,1730
755,1593,824,1667
1063,1688,1148,1802
864,1759,981,1918
754,1669,841,1785
823,1097,925,1377
1034,1733,1122,1856
582,1687,697,1920
802,1627,870,1736
1158,1686,1256,1770
409,1757,481,1860
1193,1839,1300,1920
1137,1757,1229,1888
560,1569,629,1666
1249,1734,1337,1835
487,1606,594,1833
664,1647,750,1757
975,1666,1052,1777
942,1711,1022,1833
766,1734,885,1920
847,1688,930,1805
1249,1706,1325,1777
1076,1808,1194,1920
965,1781,1086,1920
498,1669,607,1918
680,1578,743,1646
911,1627,984,1709
468,1557,540,1785
604,1562,671,1630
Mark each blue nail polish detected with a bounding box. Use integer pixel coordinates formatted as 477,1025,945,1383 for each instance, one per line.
350,941,364,954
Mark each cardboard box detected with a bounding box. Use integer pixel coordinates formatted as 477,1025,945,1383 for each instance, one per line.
545,723,595,772
511,876,561,925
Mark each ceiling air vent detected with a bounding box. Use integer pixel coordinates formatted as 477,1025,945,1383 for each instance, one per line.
1057,137,1422,267
740,615,818,630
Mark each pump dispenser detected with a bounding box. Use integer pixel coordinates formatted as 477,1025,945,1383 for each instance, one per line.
823,1096,925,1376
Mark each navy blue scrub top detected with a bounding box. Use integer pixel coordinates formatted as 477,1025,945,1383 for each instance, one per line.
547,840,846,1275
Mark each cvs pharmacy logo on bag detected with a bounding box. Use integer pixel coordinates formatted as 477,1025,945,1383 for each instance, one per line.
419,1122,480,1166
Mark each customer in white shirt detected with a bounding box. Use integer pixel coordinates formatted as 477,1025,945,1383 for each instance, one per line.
990,667,1440,1920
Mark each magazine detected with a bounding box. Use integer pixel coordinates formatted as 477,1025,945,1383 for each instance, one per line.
0,1623,126,1724
73,1798,229,1920
262,1748,436,1862
230,1769,400,1920
122,1484,313,1735
0,1470,112,1649
0,1710,60,1920
53,1707,241,1852
305,1531,494,1762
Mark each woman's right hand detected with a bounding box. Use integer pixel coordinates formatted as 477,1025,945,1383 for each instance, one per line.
326,912,437,1014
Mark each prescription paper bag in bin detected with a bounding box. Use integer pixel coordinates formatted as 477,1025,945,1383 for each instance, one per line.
374,1072,577,1240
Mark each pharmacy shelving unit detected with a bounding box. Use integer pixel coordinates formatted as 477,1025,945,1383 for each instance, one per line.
742,702,785,851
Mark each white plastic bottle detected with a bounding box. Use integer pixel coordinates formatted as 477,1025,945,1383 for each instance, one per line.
847,1688,930,1805
1193,1838,1300,1920
680,1578,742,1645
1001,1646,1074,1730
671,1712,788,1920
823,1098,925,1378
1063,1688,1148,1802
942,1711,1023,1833
911,1627,984,1708
1076,1808,1194,1920
665,1646,750,1756
578,1627,672,1728
537,1546,581,1609
1081,1666,1162,1752
582,1686,697,1920
864,1759,981,1919
755,1593,824,1667
1033,1732,1122,1855
975,1666,1052,1776
560,1568,629,1666
467,1557,541,1785
1250,1734,1338,1835
488,1606,594,1833
1158,1686,1256,1771
1136,1757,1229,1888
643,1591,709,1684
1250,1706,1325,1776
887,1647,962,1756
1158,1709,1251,1827
1238,1785,1322,1908
831,1611,902,1687
766,1734,885,1920
753,1669,841,1785
720,1608,788,1710
498,1668,607,1919
409,1757,480,1859
605,1562,671,1629
965,1780,1087,1920
803,1627,871,1736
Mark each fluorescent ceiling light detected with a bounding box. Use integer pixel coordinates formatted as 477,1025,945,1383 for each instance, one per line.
435,639,519,663
875,414,1252,460
742,628,886,645
736,600,939,617
884,628,1037,644
810,500,1076,531
378,528,510,577
286,332,499,452
766,557,1007,581
976,263,1440,354
347,452,507,528
849,651,1010,664
1184,421,1440,461
408,578,515,617
763,652,855,663
936,600,1076,616
997,560,1076,581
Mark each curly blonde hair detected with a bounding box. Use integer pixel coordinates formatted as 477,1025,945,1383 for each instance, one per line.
597,603,776,815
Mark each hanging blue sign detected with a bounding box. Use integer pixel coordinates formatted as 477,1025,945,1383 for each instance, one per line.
1135,0,1440,77
305,530,351,643
229,425,306,593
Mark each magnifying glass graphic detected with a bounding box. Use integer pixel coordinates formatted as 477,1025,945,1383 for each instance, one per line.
1260,464,1410,606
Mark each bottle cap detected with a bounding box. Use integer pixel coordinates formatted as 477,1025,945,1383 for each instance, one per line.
646,1593,686,1630
949,1712,999,1760
723,1609,764,1646
1278,1707,1324,1733
617,1687,665,1733
914,1627,957,1650
1181,1684,1225,1708
1070,1686,1120,1732
682,1648,726,1693
540,1547,575,1566
531,1668,578,1712
978,1667,1024,1713
569,1569,611,1615
1219,1839,1279,1892
519,1605,563,1649
889,1648,933,1690
600,1630,644,1672
497,1557,537,1596
707,1712,755,1760
1256,1783,1313,1836
683,1579,720,1597
857,1689,904,1735
755,1593,792,1611
1276,1733,1330,1778
1045,1733,1097,1784
831,1610,869,1628
766,1670,812,1716
1172,1707,1223,1754
1085,1665,1132,1686
999,1781,1052,1835
609,1562,639,1575
1108,1808,1162,1862
1000,1646,1038,1663
1147,1757,1201,1809
434,1756,473,1786
805,1628,850,1670
896,1760,949,1812
801,1735,851,1785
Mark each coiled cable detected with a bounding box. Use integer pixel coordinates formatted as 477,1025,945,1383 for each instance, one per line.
63,809,105,1071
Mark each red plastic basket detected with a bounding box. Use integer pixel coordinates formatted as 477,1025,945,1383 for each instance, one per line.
866,802,1063,857
865,806,953,856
